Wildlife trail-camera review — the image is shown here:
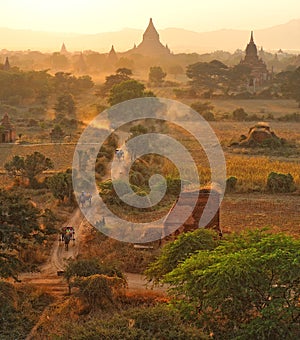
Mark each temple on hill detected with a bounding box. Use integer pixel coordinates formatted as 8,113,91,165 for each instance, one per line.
0,113,16,143
127,18,171,56
240,31,269,90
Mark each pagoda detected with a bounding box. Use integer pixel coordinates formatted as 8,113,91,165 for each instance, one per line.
107,45,118,64
60,43,68,54
240,31,269,90
128,18,170,56
0,113,16,143
3,57,10,71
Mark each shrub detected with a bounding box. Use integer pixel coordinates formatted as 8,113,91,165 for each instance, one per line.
232,107,248,121
267,172,296,193
173,88,197,99
202,111,215,121
63,258,125,295
278,113,300,122
56,305,206,339
226,176,237,192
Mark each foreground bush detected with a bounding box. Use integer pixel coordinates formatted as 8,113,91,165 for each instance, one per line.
0,282,53,340
55,305,207,339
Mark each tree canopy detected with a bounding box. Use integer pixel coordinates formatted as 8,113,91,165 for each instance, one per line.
0,189,44,281
5,152,53,187
108,79,155,106
147,229,300,339
148,66,167,86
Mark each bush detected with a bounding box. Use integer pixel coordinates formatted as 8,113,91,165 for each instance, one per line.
173,88,197,99
278,113,300,122
202,111,215,121
56,305,206,339
267,172,296,193
226,176,237,192
232,107,248,121
63,258,125,296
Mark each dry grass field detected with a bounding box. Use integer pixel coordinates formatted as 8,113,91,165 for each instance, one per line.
1,97,299,237
221,193,300,237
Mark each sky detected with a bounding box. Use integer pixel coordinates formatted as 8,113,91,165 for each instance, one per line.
0,0,299,33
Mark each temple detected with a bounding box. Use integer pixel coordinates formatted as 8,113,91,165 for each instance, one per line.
127,18,170,56
240,31,269,90
3,57,10,71
0,113,16,143
107,45,118,64
60,43,68,54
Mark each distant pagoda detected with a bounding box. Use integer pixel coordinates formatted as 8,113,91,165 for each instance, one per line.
60,42,68,54
0,113,16,143
107,45,118,64
240,31,269,90
128,18,170,56
3,57,10,71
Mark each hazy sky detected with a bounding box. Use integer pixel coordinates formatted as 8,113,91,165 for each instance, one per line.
1,0,299,33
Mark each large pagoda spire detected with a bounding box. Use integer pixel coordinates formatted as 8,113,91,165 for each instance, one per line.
143,18,159,41
130,18,170,56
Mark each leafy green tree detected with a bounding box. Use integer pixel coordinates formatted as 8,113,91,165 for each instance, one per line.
108,79,154,106
5,152,53,188
0,189,44,281
99,68,132,95
145,229,220,284
46,170,74,203
186,60,228,90
54,92,76,116
148,66,167,86
154,230,300,339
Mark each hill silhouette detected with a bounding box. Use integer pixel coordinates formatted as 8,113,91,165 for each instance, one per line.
0,19,299,53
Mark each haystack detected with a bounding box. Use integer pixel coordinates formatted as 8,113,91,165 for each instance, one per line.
233,122,284,147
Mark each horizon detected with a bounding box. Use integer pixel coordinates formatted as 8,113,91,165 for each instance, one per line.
0,17,299,35
0,0,299,34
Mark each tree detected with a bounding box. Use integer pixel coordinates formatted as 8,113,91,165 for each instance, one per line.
168,65,184,79
63,258,125,295
108,79,154,106
54,92,76,116
0,189,44,281
280,66,300,107
148,66,166,86
50,52,69,70
151,230,300,339
99,68,132,95
50,124,65,142
46,170,74,204
5,152,53,188
4,155,25,183
186,60,228,90
116,68,132,77
145,229,220,284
